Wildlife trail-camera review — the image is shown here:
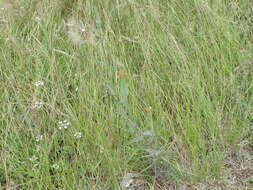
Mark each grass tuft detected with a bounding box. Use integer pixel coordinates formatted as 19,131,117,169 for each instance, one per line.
0,0,253,189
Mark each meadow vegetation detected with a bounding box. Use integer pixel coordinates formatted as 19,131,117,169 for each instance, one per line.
0,0,253,189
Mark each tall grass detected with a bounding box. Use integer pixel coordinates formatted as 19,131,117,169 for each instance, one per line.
0,0,253,189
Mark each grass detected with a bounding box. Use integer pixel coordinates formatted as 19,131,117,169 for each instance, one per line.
0,0,253,189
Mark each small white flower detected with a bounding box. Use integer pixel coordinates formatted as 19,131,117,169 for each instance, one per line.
99,145,105,153
29,155,38,161
74,132,82,138
80,28,85,32
35,135,43,142
35,81,44,86
58,120,70,130
32,101,44,109
52,164,60,169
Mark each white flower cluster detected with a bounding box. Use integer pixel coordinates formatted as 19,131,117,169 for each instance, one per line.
74,132,82,138
58,120,70,130
32,101,44,109
32,80,45,109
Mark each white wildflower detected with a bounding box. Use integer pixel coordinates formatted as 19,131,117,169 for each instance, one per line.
35,135,43,142
29,155,38,161
35,81,44,86
99,145,105,153
52,164,60,169
32,101,44,109
74,132,82,138
58,120,70,130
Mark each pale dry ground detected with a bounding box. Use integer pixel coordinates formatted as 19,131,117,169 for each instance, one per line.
0,0,253,189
